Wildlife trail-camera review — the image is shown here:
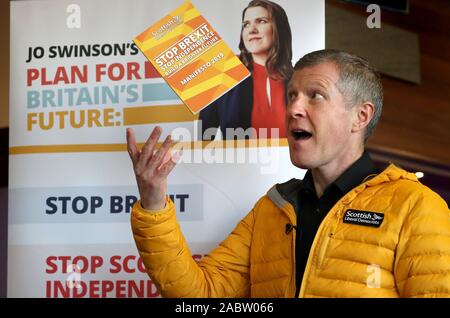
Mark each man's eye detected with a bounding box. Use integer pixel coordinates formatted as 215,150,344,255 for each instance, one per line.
312,92,325,100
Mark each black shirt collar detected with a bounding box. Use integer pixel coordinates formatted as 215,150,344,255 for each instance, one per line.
300,151,379,198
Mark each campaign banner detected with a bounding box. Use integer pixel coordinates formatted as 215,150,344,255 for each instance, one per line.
9,0,324,297
134,1,250,114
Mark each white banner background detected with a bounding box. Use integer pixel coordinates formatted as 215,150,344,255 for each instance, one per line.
9,0,324,297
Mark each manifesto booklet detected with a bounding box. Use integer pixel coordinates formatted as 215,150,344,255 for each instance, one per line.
134,1,250,114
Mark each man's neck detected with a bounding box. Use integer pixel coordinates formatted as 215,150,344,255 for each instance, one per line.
311,148,364,198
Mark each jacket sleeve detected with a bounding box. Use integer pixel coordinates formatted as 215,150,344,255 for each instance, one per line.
394,188,450,297
131,196,255,297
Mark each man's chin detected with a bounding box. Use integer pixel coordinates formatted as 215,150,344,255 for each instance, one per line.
290,156,313,170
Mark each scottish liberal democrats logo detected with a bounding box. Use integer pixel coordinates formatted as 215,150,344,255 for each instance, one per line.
343,209,384,228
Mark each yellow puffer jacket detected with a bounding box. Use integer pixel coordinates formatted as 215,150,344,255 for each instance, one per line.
131,164,450,297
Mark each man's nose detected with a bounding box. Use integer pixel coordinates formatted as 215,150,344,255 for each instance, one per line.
287,97,307,119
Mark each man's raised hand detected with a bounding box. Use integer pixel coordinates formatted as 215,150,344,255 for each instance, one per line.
126,126,180,210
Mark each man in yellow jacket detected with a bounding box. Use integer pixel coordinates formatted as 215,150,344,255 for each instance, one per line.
127,49,450,298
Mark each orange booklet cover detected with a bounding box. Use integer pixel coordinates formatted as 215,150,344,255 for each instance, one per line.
134,1,250,114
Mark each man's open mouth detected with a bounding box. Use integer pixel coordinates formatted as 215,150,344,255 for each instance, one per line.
291,129,313,141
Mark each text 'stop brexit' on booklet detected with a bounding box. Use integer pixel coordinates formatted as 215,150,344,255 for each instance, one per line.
134,1,250,114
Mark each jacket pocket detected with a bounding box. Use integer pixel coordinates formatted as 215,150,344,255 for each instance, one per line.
317,219,339,269
317,232,333,269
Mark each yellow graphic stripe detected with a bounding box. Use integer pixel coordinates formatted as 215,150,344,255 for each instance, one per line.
123,105,198,125
184,6,201,22
10,144,128,154
179,73,235,100
223,56,243,71
177,56,243,99
9,139,289,155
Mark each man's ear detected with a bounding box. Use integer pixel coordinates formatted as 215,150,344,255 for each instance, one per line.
351,102,375,133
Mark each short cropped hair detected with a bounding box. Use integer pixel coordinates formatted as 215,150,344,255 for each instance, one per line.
294,49,383,142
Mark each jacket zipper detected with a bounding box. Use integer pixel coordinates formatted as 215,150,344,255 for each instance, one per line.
280,203,297,297
318,216,341,268
299,207,340,297
317,230,333,269
290,224,297,297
